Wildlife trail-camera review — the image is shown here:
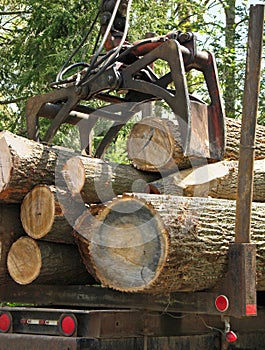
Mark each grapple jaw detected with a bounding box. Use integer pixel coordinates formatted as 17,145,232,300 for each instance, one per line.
26,31,225,162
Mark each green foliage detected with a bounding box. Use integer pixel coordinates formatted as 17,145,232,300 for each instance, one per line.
0,0,100,134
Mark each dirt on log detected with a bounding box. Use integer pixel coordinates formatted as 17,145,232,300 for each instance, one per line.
62,155,160,204
0,131,76,203
127,117,265,172
148,159,265,201
75,193,265,293
7,236,93,285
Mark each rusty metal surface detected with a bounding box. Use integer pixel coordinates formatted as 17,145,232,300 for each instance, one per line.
0,334,82,350
0,283,219,314
0,333,221,350
221,243,257,318
235,5,264,244
220,4,264,321
2,304,265,348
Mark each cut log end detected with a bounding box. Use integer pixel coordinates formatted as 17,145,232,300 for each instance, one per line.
127,117,177,172
63,156,86,195
0,135,12,195
21,185,55,239
7,236,41,285
90,195,168,292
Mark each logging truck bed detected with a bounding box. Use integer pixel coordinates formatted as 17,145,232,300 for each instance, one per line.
1,122,265,348
0,299,265,350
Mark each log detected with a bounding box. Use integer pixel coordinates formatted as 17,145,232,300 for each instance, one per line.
7,236,93,285
148,159,265,201
127,117,265,172
0,130,76,203
127,117,190,172
20,185,84,244
76,193,265,293
225,117,265,160
62,155,160,204
0,204,24,285
72,205,106,282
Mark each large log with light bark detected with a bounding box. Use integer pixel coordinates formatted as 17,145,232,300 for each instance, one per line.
0,130,76,203
74,193,265,293
127,117,265,172
7,236,93,285
0,204,25,285
148,159,265,201
20,185,85,244
63,156,160,204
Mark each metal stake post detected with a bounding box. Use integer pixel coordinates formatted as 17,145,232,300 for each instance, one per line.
226,4,264,318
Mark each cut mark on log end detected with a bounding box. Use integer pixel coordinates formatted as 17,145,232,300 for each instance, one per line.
21,185,55,239
127,117,176,171
63,156,86,195
7,237,41,285
90,196,168,292
0,137,12,192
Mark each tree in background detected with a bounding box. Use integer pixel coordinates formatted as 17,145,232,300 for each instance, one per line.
0,0,264,140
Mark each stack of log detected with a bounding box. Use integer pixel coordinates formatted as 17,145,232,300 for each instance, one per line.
0,116,265,296
0,130,158,287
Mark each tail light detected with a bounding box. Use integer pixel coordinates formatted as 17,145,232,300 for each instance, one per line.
0,312,12,333
226,330,238,343
58,314,77,337
215,295,229,312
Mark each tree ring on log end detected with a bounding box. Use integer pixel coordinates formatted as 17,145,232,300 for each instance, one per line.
127,117,176,171
7,237,41,285
21,185,55,239
90,195,169,292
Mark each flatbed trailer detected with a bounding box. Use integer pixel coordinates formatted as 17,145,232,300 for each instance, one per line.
1,285,265,350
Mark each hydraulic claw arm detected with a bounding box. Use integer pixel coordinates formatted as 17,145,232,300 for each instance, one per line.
26,0,225,160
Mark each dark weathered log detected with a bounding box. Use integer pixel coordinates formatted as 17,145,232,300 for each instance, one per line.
20,185,83,244
0,131,76,203
7,236,93,285
127,117,265,172
62,155,160,204
77,193,265,293
149,159,265,201
0,204,25,285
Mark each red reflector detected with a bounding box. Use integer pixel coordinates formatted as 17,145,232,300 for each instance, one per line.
246,304,257,316
215,295,229,312
226,330,237,343
60,315,76,337
0,313,11,333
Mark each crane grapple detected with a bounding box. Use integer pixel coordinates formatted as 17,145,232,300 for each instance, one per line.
26,0,225,161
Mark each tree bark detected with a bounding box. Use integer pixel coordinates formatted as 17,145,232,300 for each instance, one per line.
0,130,76,203
148,159,265,201
62,155,160,204
78,193,265,293
20,185,83,244
127,117,265,172
225,117,265,160
72,205,106,282
0,204,24,285
7,236,93,285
